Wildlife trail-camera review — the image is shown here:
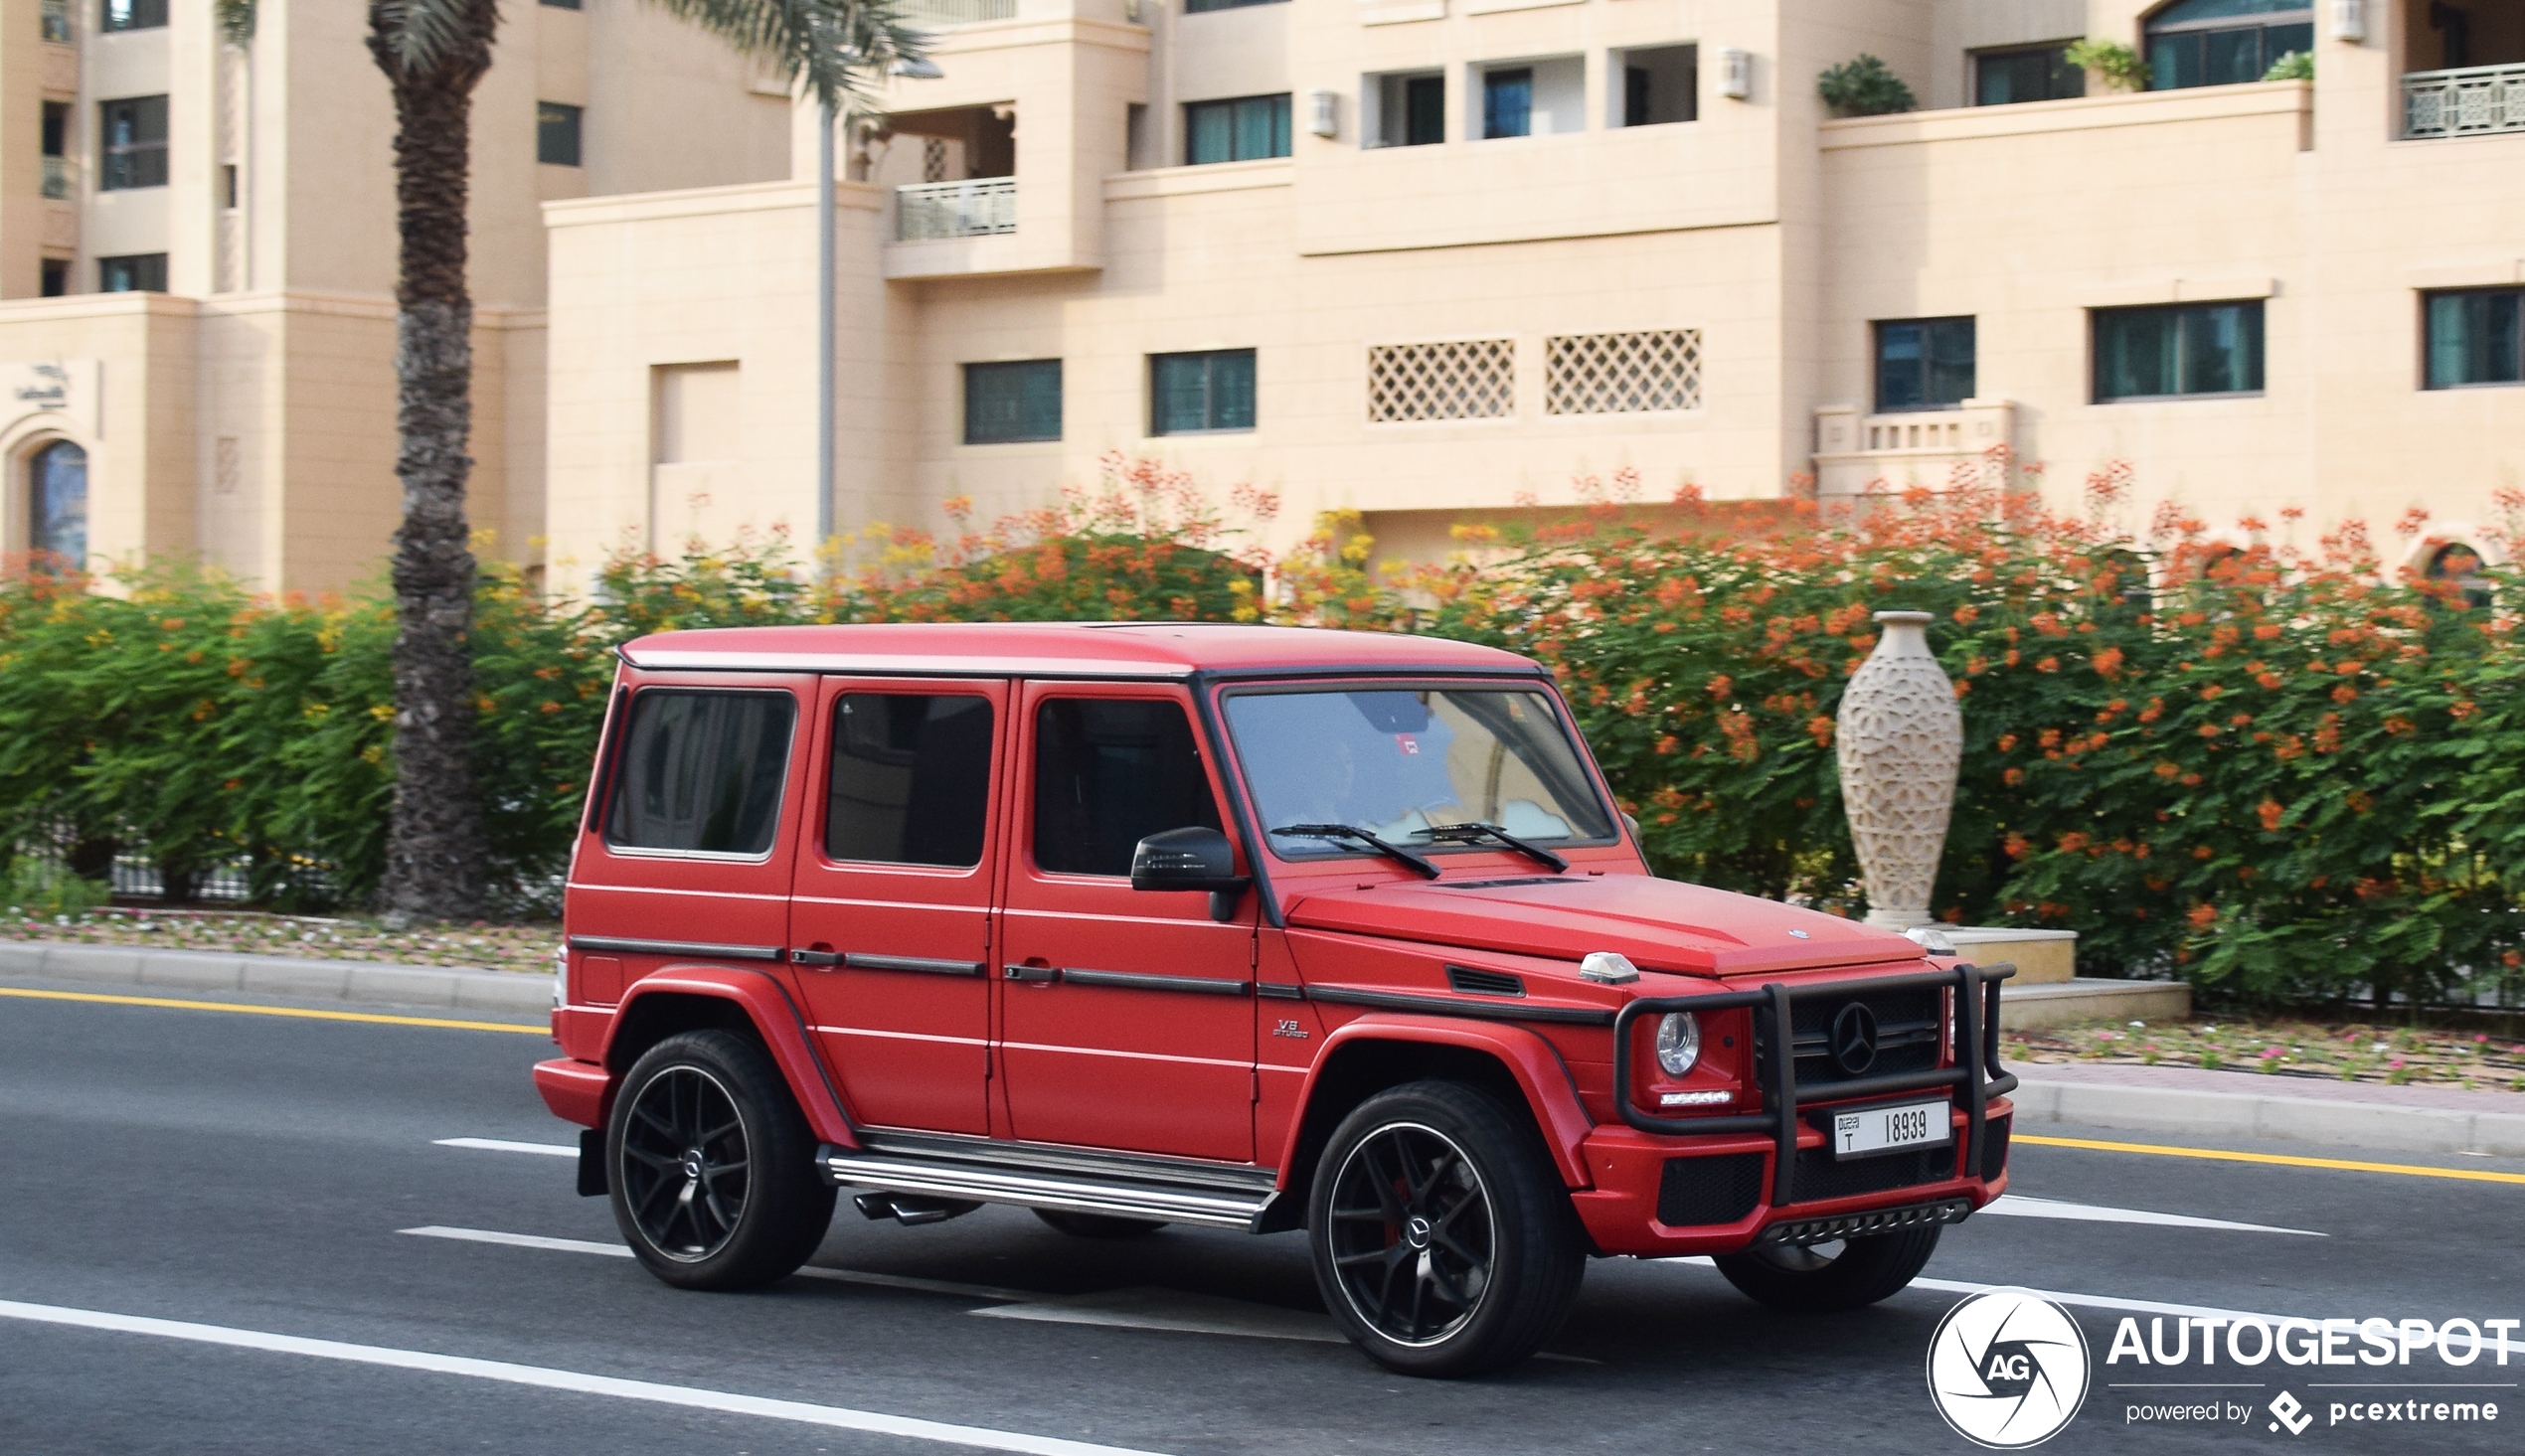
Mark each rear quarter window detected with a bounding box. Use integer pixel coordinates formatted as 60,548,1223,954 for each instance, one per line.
604,690,797,856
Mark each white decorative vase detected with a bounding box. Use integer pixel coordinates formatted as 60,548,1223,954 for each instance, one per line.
1836,610,1962,929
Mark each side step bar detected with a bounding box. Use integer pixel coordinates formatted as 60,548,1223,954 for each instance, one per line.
815,1143,1280,1231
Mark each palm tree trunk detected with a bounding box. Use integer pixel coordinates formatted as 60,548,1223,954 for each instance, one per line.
372,3,497,921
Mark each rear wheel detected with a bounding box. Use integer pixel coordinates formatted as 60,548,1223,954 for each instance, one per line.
607,1030,834,1290
1033,1210,1168,1239
1307,1080,1586,1377
1713,1225,1941,1313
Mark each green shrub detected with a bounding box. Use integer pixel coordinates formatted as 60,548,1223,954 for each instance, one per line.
1818,55,1919,117
2065,39,2150,91
1,858,111,918
2264,51,2312,82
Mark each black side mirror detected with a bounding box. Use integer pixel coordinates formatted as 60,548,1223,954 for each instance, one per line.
1130,826,1252,923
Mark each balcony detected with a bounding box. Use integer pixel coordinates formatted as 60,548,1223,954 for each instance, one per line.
896,176,1016,241
1812,400,2017,498
2404,64,2525,138
40,0,69,42
41,156,68,200
898,0,1017,25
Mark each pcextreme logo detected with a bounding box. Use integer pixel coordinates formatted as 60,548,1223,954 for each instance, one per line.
1927,1289,2094,1448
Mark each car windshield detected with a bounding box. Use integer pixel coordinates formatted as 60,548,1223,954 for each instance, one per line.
1223,687,1617,857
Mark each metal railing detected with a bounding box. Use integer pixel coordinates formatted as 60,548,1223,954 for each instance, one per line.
2404,63,2525,138
896,177,1016,242
41,155,68,200
898,0,1015,26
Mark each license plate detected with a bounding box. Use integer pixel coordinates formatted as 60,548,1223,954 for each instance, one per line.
1831,1099,1951,1159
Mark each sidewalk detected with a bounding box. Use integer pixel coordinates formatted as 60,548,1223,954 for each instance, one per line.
5,936,2520,1159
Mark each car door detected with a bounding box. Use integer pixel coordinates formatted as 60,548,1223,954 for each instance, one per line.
787,679,1005,1135
994,683,1258,1163
564,675,810,1005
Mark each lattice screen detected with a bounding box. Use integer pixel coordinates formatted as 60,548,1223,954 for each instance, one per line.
1366,339,1516,422
1544,329,1704,414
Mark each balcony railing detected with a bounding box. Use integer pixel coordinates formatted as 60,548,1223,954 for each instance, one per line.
898,0,1016,26
40,0,69,42
41,156,68,200
2404,64,2525,138
896,177,1016,242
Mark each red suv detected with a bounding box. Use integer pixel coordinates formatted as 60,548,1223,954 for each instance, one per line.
536,623,2015,1375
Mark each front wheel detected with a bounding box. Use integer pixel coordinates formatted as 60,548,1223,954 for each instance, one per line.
1713,1225,1941,1313
607,1029,835,1290
1307,1080,1586,1377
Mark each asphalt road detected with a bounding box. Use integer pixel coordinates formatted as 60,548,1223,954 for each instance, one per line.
3,974,2519,1456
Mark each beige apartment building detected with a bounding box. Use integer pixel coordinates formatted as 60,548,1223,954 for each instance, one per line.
0,0,788,589
547,0,2525,589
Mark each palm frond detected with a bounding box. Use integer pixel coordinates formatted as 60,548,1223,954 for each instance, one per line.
643,0,931,113
371,0,498,74
216,0,254,46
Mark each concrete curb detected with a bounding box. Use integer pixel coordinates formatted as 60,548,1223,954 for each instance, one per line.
0,939,553,1016
2009,1075,2525,1160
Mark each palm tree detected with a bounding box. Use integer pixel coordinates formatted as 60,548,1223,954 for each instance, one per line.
216,1,925,921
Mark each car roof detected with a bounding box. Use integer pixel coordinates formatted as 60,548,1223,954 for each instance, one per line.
617,622,1546,680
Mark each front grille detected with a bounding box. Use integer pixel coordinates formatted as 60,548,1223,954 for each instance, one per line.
1979,1114,2012,1181
1657,1152,1766,1226
1792,1142,1958,1203
1781,984,1943,1086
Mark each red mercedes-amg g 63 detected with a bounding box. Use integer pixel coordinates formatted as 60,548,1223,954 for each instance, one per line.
536,623,2014,1375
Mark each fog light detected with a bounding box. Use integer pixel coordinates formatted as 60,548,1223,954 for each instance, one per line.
1654,1012,1701,1075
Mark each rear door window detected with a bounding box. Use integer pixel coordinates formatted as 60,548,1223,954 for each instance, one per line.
605,690,796,856
1031,698,1222,877
825,693,994,867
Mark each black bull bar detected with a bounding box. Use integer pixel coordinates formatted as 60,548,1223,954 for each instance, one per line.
1609,960,2019,1209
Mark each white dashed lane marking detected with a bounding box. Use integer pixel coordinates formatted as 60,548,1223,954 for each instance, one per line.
398,1226,1037,1302
1979,1194,2323,1236
0,1298,1171,1456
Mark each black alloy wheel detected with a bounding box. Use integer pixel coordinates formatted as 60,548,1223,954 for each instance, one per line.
1308,1080,1587,1377
1325,1122,1495,1347
1712,1224,1942,1313
607,1030,835,1290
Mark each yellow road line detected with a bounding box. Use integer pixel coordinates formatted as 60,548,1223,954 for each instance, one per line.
0,986,547,1035
2015,1132,2525,1186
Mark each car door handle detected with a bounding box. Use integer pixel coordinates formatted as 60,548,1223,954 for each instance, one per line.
789,949,842,967
1003,963,1060,984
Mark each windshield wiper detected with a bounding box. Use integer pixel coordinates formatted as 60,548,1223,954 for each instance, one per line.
1414,822,1569,873
1268,823,1441,880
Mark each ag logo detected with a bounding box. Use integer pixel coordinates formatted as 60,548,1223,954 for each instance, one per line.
1926,1288,2092,1448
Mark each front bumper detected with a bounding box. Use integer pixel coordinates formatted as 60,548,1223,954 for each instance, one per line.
1572,959,2017,1257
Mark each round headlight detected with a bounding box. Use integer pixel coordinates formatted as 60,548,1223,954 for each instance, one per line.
1654,1012,1701,1076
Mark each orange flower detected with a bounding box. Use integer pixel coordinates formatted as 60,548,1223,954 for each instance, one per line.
2187,903,2218,928
1806,716,1835,747
2035,656,2060,673
2154,761,2181,777
2003,766,2025,786
2092,647,2124,677
1997,733,2019,751
2258,800,2284,831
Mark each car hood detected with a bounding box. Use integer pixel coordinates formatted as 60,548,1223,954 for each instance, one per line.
1281,873,1924,978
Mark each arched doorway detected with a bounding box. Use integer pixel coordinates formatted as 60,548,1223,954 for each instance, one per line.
28,439,85,567
2425,540,2492,610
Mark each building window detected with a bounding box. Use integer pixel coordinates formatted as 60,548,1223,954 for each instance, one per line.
2093,301,2265,402
1370,73,1445,147
42,0,70,42
2145,1,2314,90
1545,330,1703,413
1617,46,1698,126
98,95,167,191
541,0,583,8
99,0,166,32
2424,288,2522,390
1367,339,1516,422
30,439,87,568
98,252,166,292
1875,317,1977,411
1482,68,1533,138
1151,350,1257,434
41,260,68,297
1186,0,1285,11
41,102,68,200
1975,43,2085,104
538,102,583,166
963,360,1062,444
1185,94,1290,164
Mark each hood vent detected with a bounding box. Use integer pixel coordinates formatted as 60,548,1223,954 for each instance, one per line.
1445,965,1527,998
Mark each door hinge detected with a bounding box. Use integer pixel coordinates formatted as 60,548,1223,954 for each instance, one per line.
1250,1067,1262,1103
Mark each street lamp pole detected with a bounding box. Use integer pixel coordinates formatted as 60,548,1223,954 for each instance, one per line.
816,100,837,552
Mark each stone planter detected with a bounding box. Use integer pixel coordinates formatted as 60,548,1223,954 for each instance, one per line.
1835,609,1962,928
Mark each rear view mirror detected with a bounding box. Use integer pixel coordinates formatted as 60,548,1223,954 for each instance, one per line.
1130,826,1252,922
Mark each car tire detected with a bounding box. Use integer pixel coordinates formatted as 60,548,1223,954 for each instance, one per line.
1713,1225,1941,1313
1033,1209,1168,1239
607,1029,835,1291
1307,1079,1587,1378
